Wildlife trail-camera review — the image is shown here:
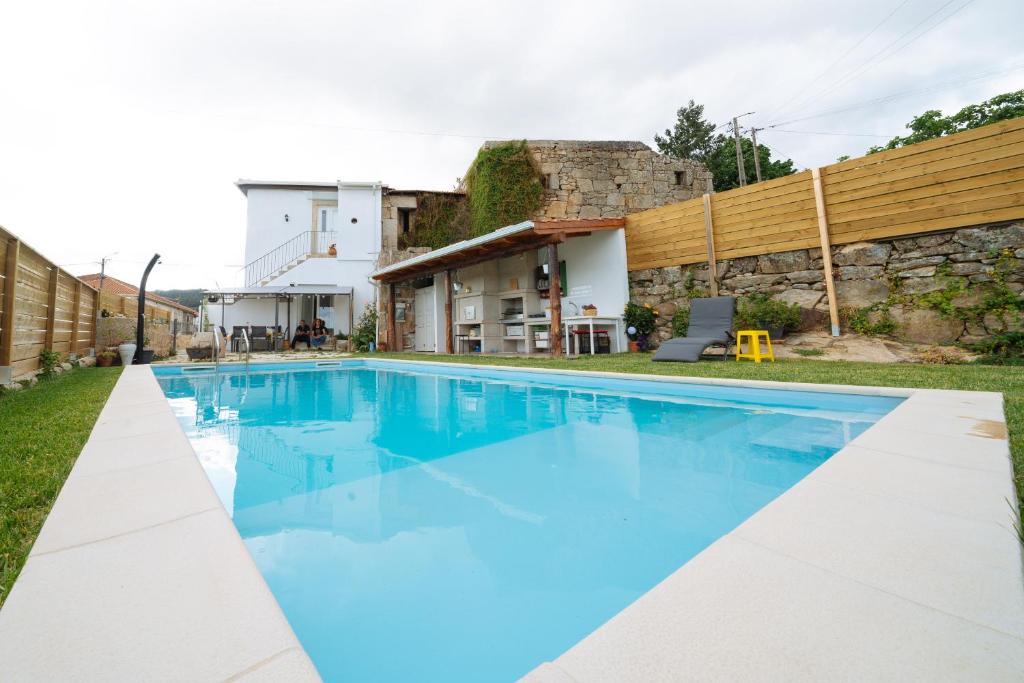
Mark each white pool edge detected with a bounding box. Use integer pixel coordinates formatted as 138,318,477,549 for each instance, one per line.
1,360,1020,681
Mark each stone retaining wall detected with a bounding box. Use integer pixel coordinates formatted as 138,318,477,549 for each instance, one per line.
629,221,1024,345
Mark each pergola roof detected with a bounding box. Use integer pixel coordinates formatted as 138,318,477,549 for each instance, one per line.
371,218,625,283
207,284,354,297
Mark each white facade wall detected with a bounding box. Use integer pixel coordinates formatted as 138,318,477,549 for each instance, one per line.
243,189,318,266
556,229,630,351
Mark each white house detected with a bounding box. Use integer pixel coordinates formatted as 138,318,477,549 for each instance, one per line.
207,180,383,341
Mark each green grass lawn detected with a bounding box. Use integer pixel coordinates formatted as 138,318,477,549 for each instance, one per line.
373,352,1024,514
0,367,121,607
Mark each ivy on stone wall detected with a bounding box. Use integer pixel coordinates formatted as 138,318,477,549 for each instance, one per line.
400,193,470,250
463,140,544,236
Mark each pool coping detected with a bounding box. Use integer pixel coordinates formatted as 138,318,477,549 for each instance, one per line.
1,359,1020,681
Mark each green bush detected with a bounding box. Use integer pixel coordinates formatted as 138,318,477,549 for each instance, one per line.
973,331,1024,365
735,294,801,332
463,141,544,236
351,304,378,353
38,349,61,378
623,302,658,341
671,308,689,337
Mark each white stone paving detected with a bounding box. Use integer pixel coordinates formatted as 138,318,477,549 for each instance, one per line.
0,359,1020,681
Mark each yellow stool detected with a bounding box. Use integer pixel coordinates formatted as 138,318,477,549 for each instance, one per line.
735,330,775,363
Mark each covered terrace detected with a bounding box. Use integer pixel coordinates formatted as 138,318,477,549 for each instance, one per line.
371,218,628,357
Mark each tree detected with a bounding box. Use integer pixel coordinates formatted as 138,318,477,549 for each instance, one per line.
705,136,796,192
654,100,717,161
868,89,1024,154
655,101,796,191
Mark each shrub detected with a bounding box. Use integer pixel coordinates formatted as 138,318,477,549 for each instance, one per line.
351,304,378,352
671,308,689,337
735,294,801,332
972,331,1024,365
38,349,62,378
624,302,658,341
916,346,967,365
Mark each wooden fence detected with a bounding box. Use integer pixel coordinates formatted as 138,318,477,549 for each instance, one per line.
1,226,97,379
625,116,1024,271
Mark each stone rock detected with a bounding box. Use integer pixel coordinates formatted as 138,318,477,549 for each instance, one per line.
661,266,683,284
838,265,884,280
969,273,994,283
888,256,946,271
954,223,1024,251
917,233,952,247
835,279,890,308
60,362,73,371
890,307,963,344
899,278,947,295
897,266,937,278
773,289,824,310
787,269,824,284
948,262,990,276
3,382,22,392
833,242,891,266
727,273,785,289
79,356,96,368
757,250,810,274
728,256,758,275
658,301,679,317
949,251,991,263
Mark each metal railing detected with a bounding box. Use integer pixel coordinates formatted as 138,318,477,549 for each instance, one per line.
239,327,251,366
244,230,338,286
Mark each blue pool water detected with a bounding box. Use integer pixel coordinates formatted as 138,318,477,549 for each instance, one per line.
155,361,900,682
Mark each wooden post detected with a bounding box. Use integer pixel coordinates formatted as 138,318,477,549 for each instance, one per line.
444,269,454,354
387,283,397,352
1,238,19,367
811,167,840,336
750,127,763,183
70,280,82,356
548,239,563,357
44,266,59,349
702,193,719,296
88,288,97,349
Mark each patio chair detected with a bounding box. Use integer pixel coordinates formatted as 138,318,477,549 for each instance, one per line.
250,326,269,351
652,296,736,362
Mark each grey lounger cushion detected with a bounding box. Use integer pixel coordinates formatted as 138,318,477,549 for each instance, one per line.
652,296,736,362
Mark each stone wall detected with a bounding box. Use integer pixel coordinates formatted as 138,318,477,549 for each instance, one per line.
482,140,711,220
628,221,1024,346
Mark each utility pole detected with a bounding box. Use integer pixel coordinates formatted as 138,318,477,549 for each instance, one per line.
732,117,747,187
93,253,114,352
750,127,764,183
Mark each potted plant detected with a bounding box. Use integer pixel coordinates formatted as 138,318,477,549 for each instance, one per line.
736,294,801,340
623,302,658,352
328,243,338,256
139,336,155,365
96,350,116,367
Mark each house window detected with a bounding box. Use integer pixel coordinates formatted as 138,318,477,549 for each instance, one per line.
398,207,415,234
540,174,558,191
674,171,686,185
319,208,329,231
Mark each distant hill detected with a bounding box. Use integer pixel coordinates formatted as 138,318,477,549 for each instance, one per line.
153,288,205,310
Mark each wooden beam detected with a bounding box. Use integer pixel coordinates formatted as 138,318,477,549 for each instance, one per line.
0,238,19,366
386,283,397,351
548,241,563,357
44,266,59,350
443,269,454,354
702,193,719,296
70,280,82,356
811,167,840,336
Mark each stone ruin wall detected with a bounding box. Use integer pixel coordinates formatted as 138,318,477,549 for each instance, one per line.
521,140,712,219
629,221,1024,346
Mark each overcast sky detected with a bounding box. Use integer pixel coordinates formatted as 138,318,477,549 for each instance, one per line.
1,0,1020,289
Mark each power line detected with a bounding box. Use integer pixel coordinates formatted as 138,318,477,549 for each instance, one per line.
768,128,897,138
766,0,912,121
787,0,975,117
764,61,1023,128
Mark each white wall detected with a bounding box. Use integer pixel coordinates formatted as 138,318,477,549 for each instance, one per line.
243,189,319,266
336,183,382,258
551,228,630,350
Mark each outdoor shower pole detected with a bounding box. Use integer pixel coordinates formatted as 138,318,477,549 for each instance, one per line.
135,253,160,364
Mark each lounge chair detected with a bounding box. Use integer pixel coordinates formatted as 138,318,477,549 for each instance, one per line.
652,296,736,362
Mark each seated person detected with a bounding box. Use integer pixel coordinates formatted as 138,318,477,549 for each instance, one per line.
291,320,311,349
310,319,329,349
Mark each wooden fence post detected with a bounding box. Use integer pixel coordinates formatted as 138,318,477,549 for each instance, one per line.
71,280,82,356
444,269,454,354
89,288,98,349
702,193,719,297
44,266,59,349
386,283,397,351
1,238,19,367
548,239,563,357
811,168,840,336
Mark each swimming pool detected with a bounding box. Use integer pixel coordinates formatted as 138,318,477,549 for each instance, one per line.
154,360,901,682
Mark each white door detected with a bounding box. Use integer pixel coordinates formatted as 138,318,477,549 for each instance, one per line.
415,286,436,352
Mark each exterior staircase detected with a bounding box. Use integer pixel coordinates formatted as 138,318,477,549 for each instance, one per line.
245,230,338,286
